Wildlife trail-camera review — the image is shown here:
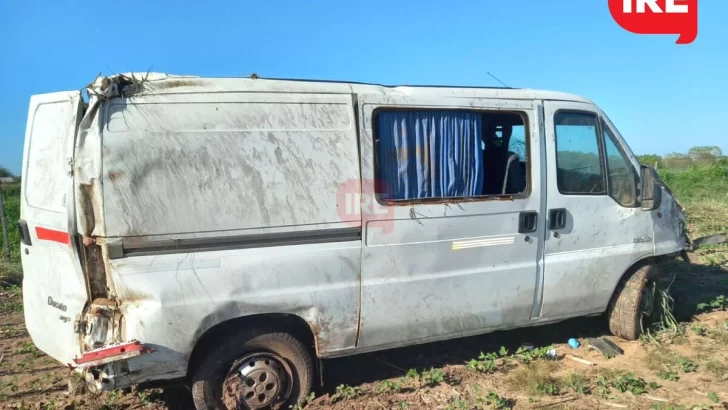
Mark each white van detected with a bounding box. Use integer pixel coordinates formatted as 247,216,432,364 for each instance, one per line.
19,73,687,410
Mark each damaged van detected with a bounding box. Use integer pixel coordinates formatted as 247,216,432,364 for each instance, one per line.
19,72,688,409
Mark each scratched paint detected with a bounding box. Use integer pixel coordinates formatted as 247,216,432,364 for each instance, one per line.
653,184,688,256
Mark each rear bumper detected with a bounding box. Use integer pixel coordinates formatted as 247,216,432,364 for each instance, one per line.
72,340,157,393
72,340,154,368
84,363,186,393
79,346,186,392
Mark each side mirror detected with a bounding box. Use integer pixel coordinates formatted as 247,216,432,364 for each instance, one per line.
640,165,662,211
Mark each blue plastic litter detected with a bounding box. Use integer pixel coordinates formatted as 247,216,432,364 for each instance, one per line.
568,338,580,349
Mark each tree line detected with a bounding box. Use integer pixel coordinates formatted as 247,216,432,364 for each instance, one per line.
637,146,727,170
0,167,14,178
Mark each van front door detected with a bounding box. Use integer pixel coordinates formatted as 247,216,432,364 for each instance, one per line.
354,94,545,350
537,100,653,320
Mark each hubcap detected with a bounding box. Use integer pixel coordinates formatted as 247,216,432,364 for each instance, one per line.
224,353,292,409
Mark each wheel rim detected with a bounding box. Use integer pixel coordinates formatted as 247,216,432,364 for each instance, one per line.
223,352,293,409
641,279,656,317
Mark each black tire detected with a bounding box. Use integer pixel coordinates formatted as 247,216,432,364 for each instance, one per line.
191,329,314,410
607,264,659,340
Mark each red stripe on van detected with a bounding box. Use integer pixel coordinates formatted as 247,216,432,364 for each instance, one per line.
36,227,70,245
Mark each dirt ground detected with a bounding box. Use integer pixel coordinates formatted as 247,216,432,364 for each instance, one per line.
1,252,727,410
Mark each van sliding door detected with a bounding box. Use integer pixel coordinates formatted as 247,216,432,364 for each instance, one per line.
354,94,546,349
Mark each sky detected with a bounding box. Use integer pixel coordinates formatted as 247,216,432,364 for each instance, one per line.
1,0,726,175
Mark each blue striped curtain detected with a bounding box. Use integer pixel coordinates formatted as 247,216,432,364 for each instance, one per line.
376,110,484,200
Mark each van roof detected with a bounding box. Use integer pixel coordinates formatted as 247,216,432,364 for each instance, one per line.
89,72,594,104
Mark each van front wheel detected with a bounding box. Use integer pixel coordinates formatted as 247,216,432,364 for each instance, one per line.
191,330,314,410
607,264,659,340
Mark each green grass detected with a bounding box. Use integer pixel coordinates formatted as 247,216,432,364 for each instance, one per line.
1,183,21,285
659,165,728,240
659,164,728,205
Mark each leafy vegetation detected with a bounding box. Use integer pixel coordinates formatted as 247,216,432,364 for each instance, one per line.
330,385,360,402
377,379,402,393
708,392,720,404
472,385,514,410
291,392,316,410
421,367,445,387
466,344,555,379
1,180,21,285
467,347,510,374
561,372,589,395
697,295,727,312
657,369,679,382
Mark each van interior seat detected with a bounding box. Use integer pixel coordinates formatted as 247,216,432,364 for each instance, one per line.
503,152,526,194
482,123,526,195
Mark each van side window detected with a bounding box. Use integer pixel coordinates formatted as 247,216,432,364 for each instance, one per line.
553,111,606,195
602,120,638,207
373,109,529,202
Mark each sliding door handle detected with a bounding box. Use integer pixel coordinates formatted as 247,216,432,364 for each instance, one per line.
518,211,538,234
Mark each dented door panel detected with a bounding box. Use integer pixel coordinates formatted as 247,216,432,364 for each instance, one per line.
105,238,361,378
653,188,687,256
98,93,359,238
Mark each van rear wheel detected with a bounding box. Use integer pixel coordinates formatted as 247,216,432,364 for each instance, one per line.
191,330,314,410
607,264,659,340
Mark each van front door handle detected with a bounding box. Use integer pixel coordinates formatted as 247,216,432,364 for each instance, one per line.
548,209,567,230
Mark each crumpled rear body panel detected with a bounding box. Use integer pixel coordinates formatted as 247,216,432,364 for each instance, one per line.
107,241,361,382
72,75,363,384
